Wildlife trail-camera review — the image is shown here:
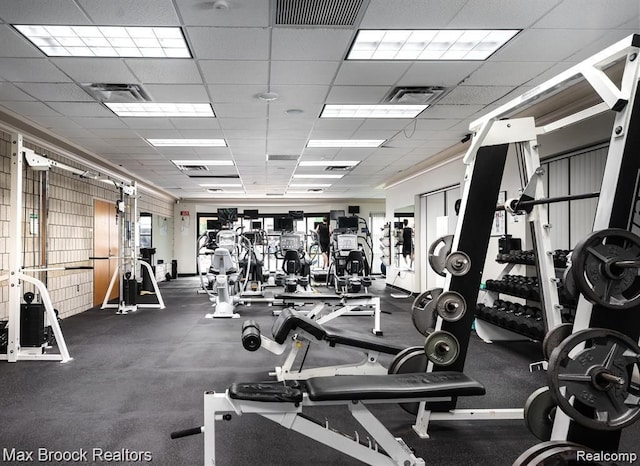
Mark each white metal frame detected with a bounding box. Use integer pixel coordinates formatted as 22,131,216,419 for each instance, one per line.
1,135,71,363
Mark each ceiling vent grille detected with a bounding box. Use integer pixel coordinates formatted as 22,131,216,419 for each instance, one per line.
186,174,240,179
176,164,208,172
207,188,223,193
267,154,299,161
384,86,448,105
81,83,150,103
324,165,352,171
266,193,285,196
274,0,365,26
307,188,324,192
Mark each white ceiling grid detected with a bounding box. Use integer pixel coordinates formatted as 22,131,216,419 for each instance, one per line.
0,0,637,200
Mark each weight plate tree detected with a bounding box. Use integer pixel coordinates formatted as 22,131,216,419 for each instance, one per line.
547,328,640,431
571,228,640,310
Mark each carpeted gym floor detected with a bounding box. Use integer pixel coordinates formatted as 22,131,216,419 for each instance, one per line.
0,277,638,465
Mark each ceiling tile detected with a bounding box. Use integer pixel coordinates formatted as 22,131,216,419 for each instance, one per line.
270,61,341,85
420,104,485,119
0,0,89,23
464,62,556,86
448,0,562,28
214,102,267,118
399,62,482,87
219,118,266,131
126,59,203,84
534,0,638,29
325,85,390,104
268,103,323,119
47,102,113,117
0,82,36,100
14,82,94,101
50,58,139,84
120,117,175,130
77,0,179,25
271,28,353,61
360,0,466,28
438,85,515,105
200,60,269,85
208,84,265,103
0,101,61,116
268,85,330,105
0,25,44,57
334,62,411,86
144,84,209,102
187,27,270,60
178,129,226,139
89,128,140,138
176,0,269,27
72,117,127,129
0,58,71,82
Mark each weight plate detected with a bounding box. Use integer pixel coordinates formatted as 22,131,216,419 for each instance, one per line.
388,346,428,415
561,266,577,301
435,291,466,322
571,228,640,309
513,441,599,466
548,328,640,431
542,323,573,361
411,288,442,336
424,330,459,367
524,387,556,441
445,251,471,276
428,235,454,277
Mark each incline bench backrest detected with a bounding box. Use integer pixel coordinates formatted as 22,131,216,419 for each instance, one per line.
271,308,327,344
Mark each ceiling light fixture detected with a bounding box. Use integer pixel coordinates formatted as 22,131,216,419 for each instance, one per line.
321,104,427,118
348,29,519,60
307,139,385,148
148,139,227,147
285,108,304,115
257,92,279,102
298,160,359,167
293,174,344,179
106,102,215,117
13,25,191,58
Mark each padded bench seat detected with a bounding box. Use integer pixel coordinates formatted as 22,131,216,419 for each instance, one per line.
228,372,485,403
324,329,402,354
275,293,344,301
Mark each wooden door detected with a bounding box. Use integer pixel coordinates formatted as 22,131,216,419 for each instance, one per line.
93,200,119,305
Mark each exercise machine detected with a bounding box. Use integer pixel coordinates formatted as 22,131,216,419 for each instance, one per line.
205,229,242,319
274,232,311,293
328,217,372,294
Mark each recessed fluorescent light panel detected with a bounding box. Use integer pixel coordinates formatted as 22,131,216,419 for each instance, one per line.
148,139,227,147
106,103,214,117
348,29,519,60
172,159,234,167
298,161,359,167
321,105,427,118
293,174,344,179
13,25,191,58
307,140,384,148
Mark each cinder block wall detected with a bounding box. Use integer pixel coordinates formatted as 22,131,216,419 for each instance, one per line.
0,130,174,320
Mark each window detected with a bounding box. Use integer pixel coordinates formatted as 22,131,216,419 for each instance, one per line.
139,213,152,248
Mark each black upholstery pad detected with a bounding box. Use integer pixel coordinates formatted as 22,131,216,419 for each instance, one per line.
229,381,304,403
275,293,343,301
341,293,374,299
305,372,485,401
324,329,403,354
270,308,327,344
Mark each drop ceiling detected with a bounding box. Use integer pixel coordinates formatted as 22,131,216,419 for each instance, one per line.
0,0,638,201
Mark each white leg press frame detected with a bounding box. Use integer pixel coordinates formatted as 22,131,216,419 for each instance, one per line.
199,372,485,466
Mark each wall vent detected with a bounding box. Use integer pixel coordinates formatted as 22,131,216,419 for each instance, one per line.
267,154,299,161
81,83,150,103
273,0,366,27
384,86,447,105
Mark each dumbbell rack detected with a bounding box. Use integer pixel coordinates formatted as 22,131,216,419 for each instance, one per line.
379,223,391,274
476,249,576,342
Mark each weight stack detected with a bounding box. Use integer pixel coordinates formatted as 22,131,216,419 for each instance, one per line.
123,278,138,305
20,303,45,347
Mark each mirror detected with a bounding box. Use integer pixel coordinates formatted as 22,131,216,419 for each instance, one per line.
393,205,415,269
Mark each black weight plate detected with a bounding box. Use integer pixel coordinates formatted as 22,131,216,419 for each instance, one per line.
542,323,573,361
548,328,640,431
411,289,441,336
428,235,454,277
571,228,640,309
524,387,556,441
512,441,594,466
388,347,428,415
387,346,424,375
424,330,459,367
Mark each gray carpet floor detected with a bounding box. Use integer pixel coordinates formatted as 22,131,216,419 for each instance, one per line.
0,277,638,465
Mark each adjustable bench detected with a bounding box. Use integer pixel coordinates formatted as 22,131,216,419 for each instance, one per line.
241,308,402,380
185,372,486,466
274,291,383,335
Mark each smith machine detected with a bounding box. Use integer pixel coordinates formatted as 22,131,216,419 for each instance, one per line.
415,34,640,461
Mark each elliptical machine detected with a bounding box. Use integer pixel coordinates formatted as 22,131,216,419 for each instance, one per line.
328,217,372,294
206,229,241,318
275,232,311,293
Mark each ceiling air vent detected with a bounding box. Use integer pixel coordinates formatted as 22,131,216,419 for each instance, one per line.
267,154,299,162
308,188,324,193
273,0,366,27
186,174,240,179
176,164,209,172
207,188,223,193
81,83,150,103
324,165,352,171
384,86,447,106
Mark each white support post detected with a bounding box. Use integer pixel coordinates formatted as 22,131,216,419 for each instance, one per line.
7,133,24,362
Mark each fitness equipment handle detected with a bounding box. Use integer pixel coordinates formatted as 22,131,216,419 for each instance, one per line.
170,426,203,439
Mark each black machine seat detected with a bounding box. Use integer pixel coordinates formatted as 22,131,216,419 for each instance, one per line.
271,308,327,344
229,381,303,403
306,372,485,402
323,329,403,355
227,372,484,403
